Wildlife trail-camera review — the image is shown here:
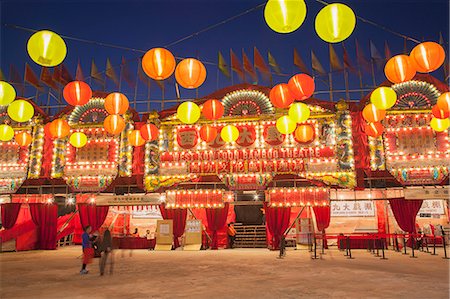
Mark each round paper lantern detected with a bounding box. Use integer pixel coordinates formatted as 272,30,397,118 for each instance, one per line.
7,100,34,123
362,103,386,123
294,124,315,143
63,81,92,106
103,114,125,136
199,125,218,143
142,48,176,80
177,101,201,124
364,122,384,138
276,116,296,134
0,81,16,106
220,125,239,143
410,42,445,73
140,124,159,141
0,124,14,141
436,92,450,112
15,132,32,147
432,105,450,119
315,3,356,43
430,117,450,132
128,130,145,147
175,58,207,89
270,83,295,108
370,87,397,110
288,74,315,101
202,99,224,120
264,0,307,34
104,93,129,115
27,30,66,67
384,55,416,83
69,132,87,148
48,119,71,139
288,102,310,123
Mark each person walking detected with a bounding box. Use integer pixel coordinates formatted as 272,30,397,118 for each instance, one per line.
227,223,237,249
80,225,94,275
99,229,113,276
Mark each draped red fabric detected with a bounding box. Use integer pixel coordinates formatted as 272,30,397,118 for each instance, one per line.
205,203,229,249
351,111,370,188
77,204,109,232
159,204,187,248
389,198,423,233
29,203,58,250
312,206,331,231
265,204,291,250
41,132,54,178
1,203,22,229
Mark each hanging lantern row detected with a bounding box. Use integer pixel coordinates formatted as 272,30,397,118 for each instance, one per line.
363,86,396,138
429,92,450,132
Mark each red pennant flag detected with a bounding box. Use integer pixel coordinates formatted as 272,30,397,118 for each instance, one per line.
9,64,24,96
254,47,270,80
342,44,357,73
40,67,59,90
242,49,257,83
75,61,84,81
293,48,310,74
121,57,136,88
25,63,43,90
230,49,244,81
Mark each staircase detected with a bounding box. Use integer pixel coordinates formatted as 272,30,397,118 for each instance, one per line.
234,225,267,248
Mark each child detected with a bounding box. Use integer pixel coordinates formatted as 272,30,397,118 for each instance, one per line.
80,225,94,275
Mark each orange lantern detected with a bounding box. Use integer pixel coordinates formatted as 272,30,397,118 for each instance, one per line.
15,132,32,147
294,124,315,143
364,122,384,138
142,48,176,80
128,130,145,147
140,124,159,141
63,81,92,106
410,42,445,73
202,99,224,120
48,119,71,139
103,115,125,136
362,104,386,123
175,58,207,89
432,105,449,119
384,55,416,83
269,83,295,109
199,125,218,143
104,92,129,115
436,92,450,112
288,74,315,101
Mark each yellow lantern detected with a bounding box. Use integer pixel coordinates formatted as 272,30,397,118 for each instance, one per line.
288,102,310,123
177,101,201,124
430,117,449,132
7,100,34,123
315,3,356,43
0,124,14,141
221,125,239,143
0,81,16,106
276,115,296,134
370,87,397,110
27,30,67,67
69,132,88,148
264,0,307,34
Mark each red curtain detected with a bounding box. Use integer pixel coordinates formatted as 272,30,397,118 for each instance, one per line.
205,203,229,249
312,206,331,231
1,203,22,229
159,204,187,248
389,198,423,233
78,204,109,232
29,203,58,250
265,204,291,250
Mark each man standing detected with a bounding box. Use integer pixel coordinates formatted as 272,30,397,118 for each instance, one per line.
80,225,94,275
227,222,237,249
99,229,113,276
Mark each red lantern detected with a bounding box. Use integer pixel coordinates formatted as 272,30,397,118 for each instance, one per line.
63,81,92,106
15,132,32,147
288,74,315,101
384,55,416,83
364,122,384,138
103,115,125,135
269,83,295,108
128,130,145,147
175,58,207,89
294,125,315,143
362,104,386,123
48,119,71,139
432,105,450,119
202,99,224,120
199,125,218,143
437,92,450,112
140,124,159,141
104,93,129,115
410,42,445,73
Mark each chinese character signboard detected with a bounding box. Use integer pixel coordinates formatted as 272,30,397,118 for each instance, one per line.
331,200,375,217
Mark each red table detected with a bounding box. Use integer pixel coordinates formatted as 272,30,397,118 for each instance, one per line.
114,237,156,249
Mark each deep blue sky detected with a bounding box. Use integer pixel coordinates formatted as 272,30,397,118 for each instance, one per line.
1,0,449,114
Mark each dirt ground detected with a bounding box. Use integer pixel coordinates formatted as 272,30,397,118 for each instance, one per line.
0,246,449,299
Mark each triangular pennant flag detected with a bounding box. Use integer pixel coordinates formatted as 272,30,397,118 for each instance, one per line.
75,60,84,81
242,49,257,83
384,41,392,61
342,44,357,73
60,64,73,85
370,40,384,68
9,64,25,96
24,63,44,91
311,51,326,75
218,51,231,78
121,57,136,89
137,58,150,86
90,59,105,85
230,49,244,81
329,44,343,71
254,47,270,80
293,48,310,74
355,39,371,72
268,51,281,74
40,67,59,90
106,58,119,87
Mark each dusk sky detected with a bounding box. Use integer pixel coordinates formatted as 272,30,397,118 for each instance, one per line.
1,0,449,114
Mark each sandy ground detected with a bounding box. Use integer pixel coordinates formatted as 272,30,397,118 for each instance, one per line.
0,246,449,299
